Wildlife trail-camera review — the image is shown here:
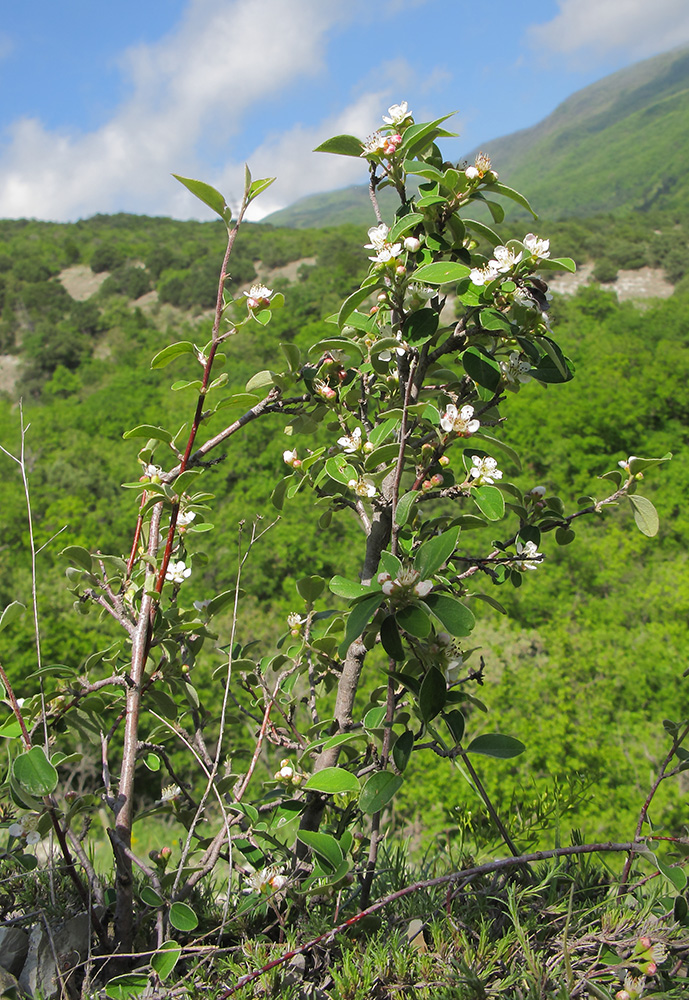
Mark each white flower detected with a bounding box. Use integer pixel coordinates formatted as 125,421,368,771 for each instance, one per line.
527,485,546,498
469,455,503,485
283,448,300,467
499,351,532,388
465,165,480,180
337,427,363,453
469,261,500,286
360,131,387,158
145,464,163,478
382,102,410,125
165,560,192,584
8,815,40,844
444,652,465,685
414,579,433,597
514,540,542,571
160,784,182,803
492,245,523,273
618,456,637,472
243,284,273,303
245,865,288,896
364,223,402,263
440,403,480,437
365,223,390,251
348,477,376,498
177,510,196,526
287,612,304,630
523,233,550,260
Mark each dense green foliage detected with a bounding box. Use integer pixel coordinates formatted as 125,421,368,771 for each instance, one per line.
0,204,686,854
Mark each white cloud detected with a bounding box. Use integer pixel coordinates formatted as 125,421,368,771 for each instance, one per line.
0,0,352,221
529,0,689,62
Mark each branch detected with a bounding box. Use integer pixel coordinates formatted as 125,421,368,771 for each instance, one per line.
219,841,646,997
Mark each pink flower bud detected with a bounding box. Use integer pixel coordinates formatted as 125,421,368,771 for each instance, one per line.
422,480,433,491
439,455,450,467
431,474,444,486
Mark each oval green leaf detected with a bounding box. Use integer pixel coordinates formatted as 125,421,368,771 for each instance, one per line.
627,495,659,537
423,594,475,637
466,733,526,759
359,771,404,815
297,830,343,872
411,262,470,285
150,341,195,370
151,940,182,981
472,486,505,521
419,667,447,722
13,746,59,796
105,973,151,1000
304,767,360,795
168,901,198,932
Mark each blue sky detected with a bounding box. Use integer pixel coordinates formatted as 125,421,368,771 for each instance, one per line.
1,0,687,221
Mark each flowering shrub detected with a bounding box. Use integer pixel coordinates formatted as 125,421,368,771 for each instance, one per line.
0,102,675,994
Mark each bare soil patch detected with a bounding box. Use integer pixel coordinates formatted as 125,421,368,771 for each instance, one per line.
549,263,674,301
58,266,109,301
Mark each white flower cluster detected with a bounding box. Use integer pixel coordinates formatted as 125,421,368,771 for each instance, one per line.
348,476,376,498
365,223,403,264
8,815,40,845
440,404,480,437
378,566,433,598
244,865,288,897
469,455,503,486
337,427,363,453
470,234,550,286
165,560,191,584
500,351,532,388
513,540,542,572
243,284,273,310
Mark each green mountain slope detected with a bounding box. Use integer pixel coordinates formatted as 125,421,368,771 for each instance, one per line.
264,44,689,227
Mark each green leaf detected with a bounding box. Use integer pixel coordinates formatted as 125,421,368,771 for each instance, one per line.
140,886,164,907
471,433,521,472
393,731,414,772
627,495,659,537
151,941,182,981
403,308,439,344
628,453,672,475
329,576,370,600
444,710,465,745
538,256,576,273
472,486,505,521
359,771,404,815
296,575,325,603
419,667,447,721
13,746,59,796
105,974,150,1000
414,526,460,579
0,602,25,634
338,285,375,327
339,592,386,657
247,176,276,202
150,341,195,369
656,856,687,892
304,767,360,795
388,213,424,243
464,218,502,246
297,830,343,872
380,615,405,661
411,262,470,284
556,527,576,545
60,545,93,572
122,424,173,444
143,753,161,772
169,901,198,932
466,733,526,759
463,347,501,391
401,113,457,157
395,490,417,528
314,134,364,157
245,370,276,393
488,181,537,218
396,604,431,638
423,594,475,637
172,174,231,223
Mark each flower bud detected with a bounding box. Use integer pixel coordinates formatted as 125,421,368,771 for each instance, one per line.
377,292,387,303
431,474,444,486
422,480,433,491
404,236,421,253
395,265,407,277
439,455,450,467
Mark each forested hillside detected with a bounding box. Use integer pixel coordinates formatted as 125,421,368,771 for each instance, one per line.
0,201,687,845
266,44,689,228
